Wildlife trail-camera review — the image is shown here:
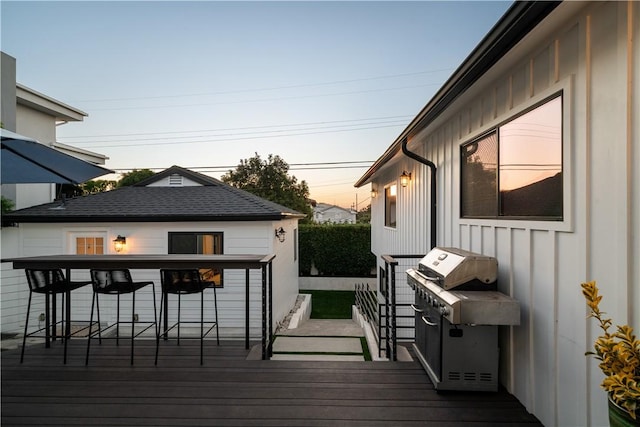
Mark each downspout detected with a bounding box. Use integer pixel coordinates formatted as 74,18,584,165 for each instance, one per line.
401,138,437,250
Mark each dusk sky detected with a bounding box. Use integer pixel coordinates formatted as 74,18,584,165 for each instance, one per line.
1,1,512,209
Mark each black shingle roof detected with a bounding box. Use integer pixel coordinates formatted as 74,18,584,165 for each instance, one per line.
3,166,304,223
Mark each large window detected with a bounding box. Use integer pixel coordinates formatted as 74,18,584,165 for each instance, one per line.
168,232,224,287
461,95,563,220
385,184,397,228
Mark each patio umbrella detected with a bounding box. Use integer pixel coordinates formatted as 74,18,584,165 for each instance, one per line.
1,129,113,184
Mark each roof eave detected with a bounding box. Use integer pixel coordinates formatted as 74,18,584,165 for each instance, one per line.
2,213,303,224
354,0,561,188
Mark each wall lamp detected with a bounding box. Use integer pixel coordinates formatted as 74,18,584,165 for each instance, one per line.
275,227,286,243
400,171,412,187
113,235,127,253
371,188,378,198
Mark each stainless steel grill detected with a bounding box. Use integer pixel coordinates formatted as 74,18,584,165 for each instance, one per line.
407,247,520,392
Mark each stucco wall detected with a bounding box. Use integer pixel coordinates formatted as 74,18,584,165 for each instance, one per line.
369,2,639,426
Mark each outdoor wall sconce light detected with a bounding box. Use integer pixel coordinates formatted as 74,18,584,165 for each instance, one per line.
400,171,412,187
371,188,377,198
113,235,127,253
275,227,286,243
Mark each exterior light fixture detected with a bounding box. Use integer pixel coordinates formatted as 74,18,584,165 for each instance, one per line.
371,189,377,198
275,227,286,243
113,235,127,253
400,171,412,187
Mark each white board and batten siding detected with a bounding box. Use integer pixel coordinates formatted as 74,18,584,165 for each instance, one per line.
369,3,639,426
1,219,299,340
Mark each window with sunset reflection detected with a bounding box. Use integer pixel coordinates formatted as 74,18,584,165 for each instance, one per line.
461,94,563,220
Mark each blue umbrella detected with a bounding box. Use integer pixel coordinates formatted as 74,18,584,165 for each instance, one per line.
1,129,113,184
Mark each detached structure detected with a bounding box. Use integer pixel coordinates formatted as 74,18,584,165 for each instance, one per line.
313,203,356,224
356,2,638,426
2,166,305,339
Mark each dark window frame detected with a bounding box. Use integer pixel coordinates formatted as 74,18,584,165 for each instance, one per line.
384,184,397,228
460,93,563,221
168,231,224,287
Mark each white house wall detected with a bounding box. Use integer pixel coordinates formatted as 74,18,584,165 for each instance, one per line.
369,3,638,426
0,220,299,340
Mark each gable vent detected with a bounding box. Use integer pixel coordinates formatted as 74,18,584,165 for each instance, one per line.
169,174,183,186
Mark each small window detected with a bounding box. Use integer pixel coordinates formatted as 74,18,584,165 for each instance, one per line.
76,237,104,255
461,95,563,220
385,184,397,228
168,232,224,287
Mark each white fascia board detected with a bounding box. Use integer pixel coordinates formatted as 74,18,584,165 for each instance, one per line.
16,84,87,122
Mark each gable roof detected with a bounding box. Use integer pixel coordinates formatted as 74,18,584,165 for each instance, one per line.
314,203,354,215
3,166,305,223
354,1,560,187
134,165,223,186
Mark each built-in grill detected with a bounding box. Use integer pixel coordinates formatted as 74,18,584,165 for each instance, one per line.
407,247,520,392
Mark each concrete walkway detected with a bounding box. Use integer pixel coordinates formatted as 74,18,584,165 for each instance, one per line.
270,319,367,361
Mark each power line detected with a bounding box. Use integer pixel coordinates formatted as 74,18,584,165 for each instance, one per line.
75,123,406,149
74,68,454,103
59,114,413,139
62,118,409,145
86,82,441,111
108,161,374,173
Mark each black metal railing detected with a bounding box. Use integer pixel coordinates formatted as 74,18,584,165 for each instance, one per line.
355,283,379,352
355,254,424,361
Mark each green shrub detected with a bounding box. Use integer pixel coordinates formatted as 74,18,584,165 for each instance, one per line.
299,224,375,277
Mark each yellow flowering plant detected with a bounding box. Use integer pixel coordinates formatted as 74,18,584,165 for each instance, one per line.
581,281,640,419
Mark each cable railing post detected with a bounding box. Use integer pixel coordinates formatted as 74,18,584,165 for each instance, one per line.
383,260,390,359
390,261,397,361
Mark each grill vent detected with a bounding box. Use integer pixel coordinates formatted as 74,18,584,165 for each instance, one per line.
480,373,494,382
464,372,477,381
447,371,494,383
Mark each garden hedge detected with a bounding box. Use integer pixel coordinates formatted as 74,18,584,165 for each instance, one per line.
298,224,375,277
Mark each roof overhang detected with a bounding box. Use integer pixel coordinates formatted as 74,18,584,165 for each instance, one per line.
355,0,561,188
2,212,306,225
16,83,87,122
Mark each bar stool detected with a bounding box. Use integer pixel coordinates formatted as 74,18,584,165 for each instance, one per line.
157,269,219,365
86,269,157,365
21,269,92,364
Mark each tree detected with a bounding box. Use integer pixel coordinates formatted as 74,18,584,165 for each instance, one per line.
82,179,117,194
117,169,155,187
221,153,312,222
1,196,14,214
356,204,371,224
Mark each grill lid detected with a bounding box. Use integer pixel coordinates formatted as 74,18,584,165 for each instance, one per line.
418,247,498,290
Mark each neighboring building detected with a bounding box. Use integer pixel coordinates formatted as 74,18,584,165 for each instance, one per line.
355,2,639,427
1,51,109,334
2,166,305,339
1,52,108,211
313,203,356,224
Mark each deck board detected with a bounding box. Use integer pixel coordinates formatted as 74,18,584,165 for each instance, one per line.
2,340,542,426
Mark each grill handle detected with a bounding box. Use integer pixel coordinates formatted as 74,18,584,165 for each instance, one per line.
410,304,424,313
422,316,438,327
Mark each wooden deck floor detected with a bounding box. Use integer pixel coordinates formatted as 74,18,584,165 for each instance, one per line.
1,339,542,426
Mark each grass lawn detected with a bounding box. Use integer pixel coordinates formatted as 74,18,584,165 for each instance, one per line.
302,290,355,319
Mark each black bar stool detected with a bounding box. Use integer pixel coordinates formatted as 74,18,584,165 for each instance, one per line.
21,269,92,364
157,269,219,365
86,269,157,365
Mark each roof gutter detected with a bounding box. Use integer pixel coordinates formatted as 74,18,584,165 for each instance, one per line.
355,1,560,188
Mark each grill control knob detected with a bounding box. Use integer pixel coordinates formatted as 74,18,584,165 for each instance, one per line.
440,306,449,317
